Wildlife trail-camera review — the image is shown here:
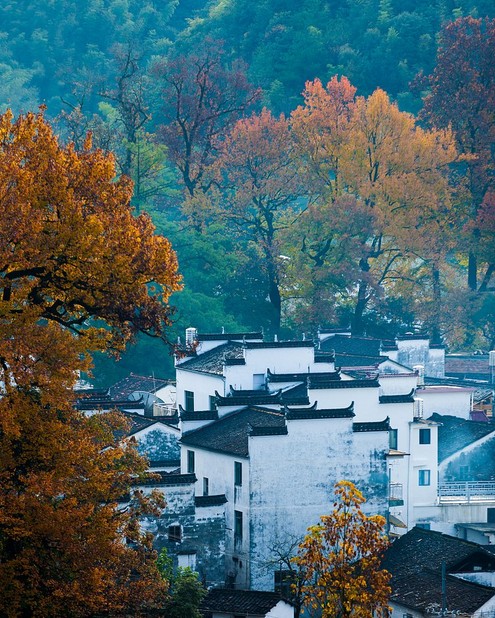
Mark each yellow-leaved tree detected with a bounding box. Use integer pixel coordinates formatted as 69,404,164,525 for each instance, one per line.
0,109,182,617
294,481,391,618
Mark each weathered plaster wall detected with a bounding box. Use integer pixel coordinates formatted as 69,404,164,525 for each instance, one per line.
248,417,388,591
136,425,180,461
141,480,228,588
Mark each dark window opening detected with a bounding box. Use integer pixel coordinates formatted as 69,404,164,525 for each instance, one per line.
168,525,182,542
185,390,194,412
234,510,243,543
274,569,294,599
389,428,398,450
203,477,209,496
187,450,195,474
419,428,431,444
234,461,242,486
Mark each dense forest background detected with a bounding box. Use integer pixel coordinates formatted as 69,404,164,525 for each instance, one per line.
2,0,494,385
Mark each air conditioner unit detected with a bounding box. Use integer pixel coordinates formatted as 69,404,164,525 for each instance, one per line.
414,398,424,419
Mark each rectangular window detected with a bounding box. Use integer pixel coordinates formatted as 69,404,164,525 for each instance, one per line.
418,469,431,486
415,523,431,531
187,450,195,474
234,461,242,486
203,477,209,496
168,525,182,542
185,390,194,412
274,570,294,598
389,428,398,450
488,508,495,523
209,395,216,411
419,428,431,444
253,373,265,389
234,510,243,542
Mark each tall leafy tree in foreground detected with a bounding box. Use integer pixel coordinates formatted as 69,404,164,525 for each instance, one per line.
0,110,181,616
294,481,391,618
420,17,495,293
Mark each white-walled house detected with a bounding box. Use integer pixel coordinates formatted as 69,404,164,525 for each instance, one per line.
181,399,389,590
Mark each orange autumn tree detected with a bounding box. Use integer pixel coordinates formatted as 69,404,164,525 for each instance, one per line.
0,110,182,616
294,481,391,618
290,78,458,336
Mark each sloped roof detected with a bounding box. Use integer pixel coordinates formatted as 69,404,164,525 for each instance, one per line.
267,368,341,382
201,588,291,615
319,334,382,357
335,352,385,368
197,331,263,342
429,413,495,462
178,342,244,375
181,407,286,457
108,373,173,400
383,527,495,614
445,354,490,380
379,390,415,404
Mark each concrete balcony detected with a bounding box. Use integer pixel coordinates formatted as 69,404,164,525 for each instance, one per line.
438,481,495,503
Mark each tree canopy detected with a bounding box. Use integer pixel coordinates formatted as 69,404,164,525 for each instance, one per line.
294,481,391,618
0,110,181,616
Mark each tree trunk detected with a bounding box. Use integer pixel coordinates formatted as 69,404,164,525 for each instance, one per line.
430,264,442,344
468,250,477,291
351,280,368,336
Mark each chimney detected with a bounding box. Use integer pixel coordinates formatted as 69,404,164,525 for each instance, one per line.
413,364,425,387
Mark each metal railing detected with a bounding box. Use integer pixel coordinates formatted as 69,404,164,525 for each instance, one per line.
438,481,495,502
389,483,403,501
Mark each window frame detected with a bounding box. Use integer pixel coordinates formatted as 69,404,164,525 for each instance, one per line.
234,461,242,486
418,469,431,486
187,449,195,474
168,524,182,543
184,390,194,412
419,428,431,445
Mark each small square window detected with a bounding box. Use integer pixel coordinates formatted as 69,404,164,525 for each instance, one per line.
418,469,431,486
168,525,182,542
185,390,194,412
234,461,242,486
419,428,431,444
187,450,195,474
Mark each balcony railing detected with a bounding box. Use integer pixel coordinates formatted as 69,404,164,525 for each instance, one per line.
389,483,403,501
438,481,495,503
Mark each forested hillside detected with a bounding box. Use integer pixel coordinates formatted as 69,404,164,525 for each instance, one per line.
1,1,494,385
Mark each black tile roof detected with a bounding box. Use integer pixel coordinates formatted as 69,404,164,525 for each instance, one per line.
382,527,495,614
429,413,495,462
215,390,283,407
353,418,390,432
267,368,341,382
181,408,286,457
335,352,386,368
201,589,291,615
197,331,263,341
108,373,173,400
179,407,219,422
178,342,244,375
194,494,228,507
149,459,180,468
379,389,415,404
319,334,382,357
308,377,380,390
286,402,355,420
138,472,196,486
244,340,315,349
249,425,289,436
75,392,144,411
